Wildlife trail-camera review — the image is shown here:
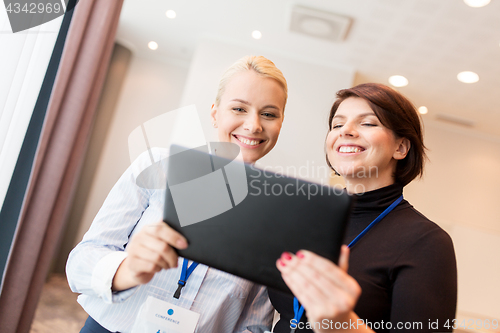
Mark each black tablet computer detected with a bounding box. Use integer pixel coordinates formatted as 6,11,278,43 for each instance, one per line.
163,143,352,295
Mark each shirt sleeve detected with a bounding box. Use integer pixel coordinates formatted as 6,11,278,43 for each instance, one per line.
234,285,274,333
389,228,457,332
66,150,161,303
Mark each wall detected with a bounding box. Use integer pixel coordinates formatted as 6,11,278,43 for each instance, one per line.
404,120,500,321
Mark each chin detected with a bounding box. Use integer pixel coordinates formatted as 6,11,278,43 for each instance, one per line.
242,156,257,164
244,147,268,162
334,164,367,178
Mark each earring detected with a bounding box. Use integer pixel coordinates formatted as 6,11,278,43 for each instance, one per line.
213,122,217,127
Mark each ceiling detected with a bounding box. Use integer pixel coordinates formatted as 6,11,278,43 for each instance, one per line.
116,0,500,139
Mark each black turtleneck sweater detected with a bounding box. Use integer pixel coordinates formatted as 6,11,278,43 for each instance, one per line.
269,183,457,332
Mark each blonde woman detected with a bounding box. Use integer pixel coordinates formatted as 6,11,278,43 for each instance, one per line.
67,56,288,333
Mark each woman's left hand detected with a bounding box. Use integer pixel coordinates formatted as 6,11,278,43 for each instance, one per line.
276,245,364,332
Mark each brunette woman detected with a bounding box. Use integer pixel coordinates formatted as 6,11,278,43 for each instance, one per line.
270,83,457,333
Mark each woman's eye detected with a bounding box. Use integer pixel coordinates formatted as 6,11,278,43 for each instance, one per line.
332,124,343,129
233,108,245,112
362,123,377,127
262,112,277,118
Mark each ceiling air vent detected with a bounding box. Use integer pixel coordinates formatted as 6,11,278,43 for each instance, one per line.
289,5,352,42
435,113,475,128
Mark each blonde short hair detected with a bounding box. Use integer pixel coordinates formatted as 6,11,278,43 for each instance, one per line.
214,55,288,108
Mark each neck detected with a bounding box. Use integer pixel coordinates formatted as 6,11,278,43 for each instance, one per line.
343,176,396,194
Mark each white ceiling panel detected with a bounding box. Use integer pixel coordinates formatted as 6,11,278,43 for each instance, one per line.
117,0,500,138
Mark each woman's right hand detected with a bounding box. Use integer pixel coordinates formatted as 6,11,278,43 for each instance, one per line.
112,221,188,291
277,246,367,332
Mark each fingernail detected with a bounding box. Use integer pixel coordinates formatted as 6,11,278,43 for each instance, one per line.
176,239,187,249
296,251,305,259
278,259,286,267
281,252,292,261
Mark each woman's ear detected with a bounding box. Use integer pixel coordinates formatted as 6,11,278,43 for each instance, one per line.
393,138,411,160
210,104,218,128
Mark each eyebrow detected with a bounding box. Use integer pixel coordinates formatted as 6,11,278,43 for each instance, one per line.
230,99,281,110
332,112,376,119
230,99,250,105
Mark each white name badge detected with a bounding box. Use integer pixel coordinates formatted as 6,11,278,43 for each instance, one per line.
131,296,200,333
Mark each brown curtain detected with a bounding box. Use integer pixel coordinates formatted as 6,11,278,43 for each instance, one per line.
0,0,124,332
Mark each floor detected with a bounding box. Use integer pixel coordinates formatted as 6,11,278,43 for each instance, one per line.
30,274,87,333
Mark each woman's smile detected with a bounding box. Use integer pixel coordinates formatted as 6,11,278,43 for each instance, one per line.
336,144,366,154
232,134,266,148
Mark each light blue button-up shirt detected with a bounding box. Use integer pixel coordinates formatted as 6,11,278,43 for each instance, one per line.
66,149,273,332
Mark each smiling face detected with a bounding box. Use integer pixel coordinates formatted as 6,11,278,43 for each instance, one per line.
326,97,410,193
211,70,285,164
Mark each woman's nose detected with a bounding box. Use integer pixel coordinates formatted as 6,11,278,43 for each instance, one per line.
244,115,263,133
340,122,357,137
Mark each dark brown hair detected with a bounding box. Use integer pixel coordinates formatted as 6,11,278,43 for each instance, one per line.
327,83,427,186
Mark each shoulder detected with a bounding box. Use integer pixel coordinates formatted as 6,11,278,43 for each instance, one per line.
392,201,455,260
126,148,170,190
130,147,170,175
394,201,449,235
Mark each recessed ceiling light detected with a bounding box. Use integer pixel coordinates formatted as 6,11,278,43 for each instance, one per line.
418,106,428,115
148,41,158,50
252,30,262,39
457,71,479,83
388,75,408,87
463,0,490,7
166,10,176,19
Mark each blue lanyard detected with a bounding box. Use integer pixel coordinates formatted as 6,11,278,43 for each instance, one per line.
346,195,404,248
291,297,305,331
173,258,199,299
290,195,403,332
